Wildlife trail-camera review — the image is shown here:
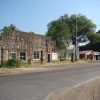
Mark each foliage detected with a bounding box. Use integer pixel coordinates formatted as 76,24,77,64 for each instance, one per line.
0,24,17,36
46,14,96,50
88,33,100,44
47,16,70,49
2,59,22,68
79,42,100,51
79,44,91,51
91,42,100,51
69,14,96,37
80,32,100,51
96,30,100,34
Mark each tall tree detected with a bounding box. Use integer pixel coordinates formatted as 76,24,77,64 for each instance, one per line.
47,15,70,49
46,14,96,50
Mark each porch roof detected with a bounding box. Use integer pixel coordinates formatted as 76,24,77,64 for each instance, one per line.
79,50,100,55
79,50,93,55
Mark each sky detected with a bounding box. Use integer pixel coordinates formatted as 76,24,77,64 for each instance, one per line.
0,0,100,35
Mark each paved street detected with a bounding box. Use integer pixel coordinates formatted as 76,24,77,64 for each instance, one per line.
0,63,100,100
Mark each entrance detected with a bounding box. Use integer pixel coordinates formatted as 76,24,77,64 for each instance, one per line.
48,53,51,62
41,51,43,63
1,48,3,64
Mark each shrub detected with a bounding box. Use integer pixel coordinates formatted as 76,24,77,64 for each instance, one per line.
0,64,3,68
60,58,66,61
3,59,22,68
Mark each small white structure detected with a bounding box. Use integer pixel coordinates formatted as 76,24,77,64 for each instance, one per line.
52,52,58,61
67,44,75,51
64,44,75,60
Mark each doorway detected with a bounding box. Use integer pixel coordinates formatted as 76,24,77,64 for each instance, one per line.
48,53,51,62
41,51,43,63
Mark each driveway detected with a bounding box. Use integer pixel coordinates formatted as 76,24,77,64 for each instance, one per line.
0,62,100,100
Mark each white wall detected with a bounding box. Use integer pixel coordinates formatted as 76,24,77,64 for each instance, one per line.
52,52,58,61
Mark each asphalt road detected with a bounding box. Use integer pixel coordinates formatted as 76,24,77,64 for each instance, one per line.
0,63,100,100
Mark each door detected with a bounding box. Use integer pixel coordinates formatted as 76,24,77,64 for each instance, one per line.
1,48,3,64
48,53,51,62
41,51,43,63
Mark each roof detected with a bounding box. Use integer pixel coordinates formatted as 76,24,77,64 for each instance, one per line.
79,50,93,54
79,50,100,55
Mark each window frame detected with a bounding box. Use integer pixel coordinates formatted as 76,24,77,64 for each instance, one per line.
33,51,40,60
20,52,26,60
12,52,16,59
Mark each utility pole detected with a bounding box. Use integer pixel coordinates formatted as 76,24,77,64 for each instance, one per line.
71,16,79,62
75,16,79,61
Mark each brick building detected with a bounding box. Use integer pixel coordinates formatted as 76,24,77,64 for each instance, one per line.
0,31,58,64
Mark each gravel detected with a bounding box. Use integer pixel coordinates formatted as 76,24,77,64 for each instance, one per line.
48,78,100,100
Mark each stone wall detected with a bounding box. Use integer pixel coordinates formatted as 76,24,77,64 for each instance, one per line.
0,31,57,64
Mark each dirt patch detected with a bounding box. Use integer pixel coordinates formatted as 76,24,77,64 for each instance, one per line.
0,67,50,76
48,78,100,100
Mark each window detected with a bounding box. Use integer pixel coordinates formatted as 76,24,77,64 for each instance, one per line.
33,51,39,59
20,52,26,60
12,52,16,59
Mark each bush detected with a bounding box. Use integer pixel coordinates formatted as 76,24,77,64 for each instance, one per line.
60,58,66,61
3,59,22,68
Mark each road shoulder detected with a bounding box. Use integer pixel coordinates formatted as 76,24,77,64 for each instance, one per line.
0,60,99,76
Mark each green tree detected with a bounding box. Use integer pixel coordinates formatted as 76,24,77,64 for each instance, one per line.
0,24,17,36
9,24,17,30
47,16,70,49
88,33,100,44
46,14,96,49
96,30,100,34
2,26,10,33
68,14,96,38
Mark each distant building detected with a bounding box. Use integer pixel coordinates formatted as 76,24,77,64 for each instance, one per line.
79,50,100,60
0,31,58,64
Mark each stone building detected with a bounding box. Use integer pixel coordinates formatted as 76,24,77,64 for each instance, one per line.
0,31,58,64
